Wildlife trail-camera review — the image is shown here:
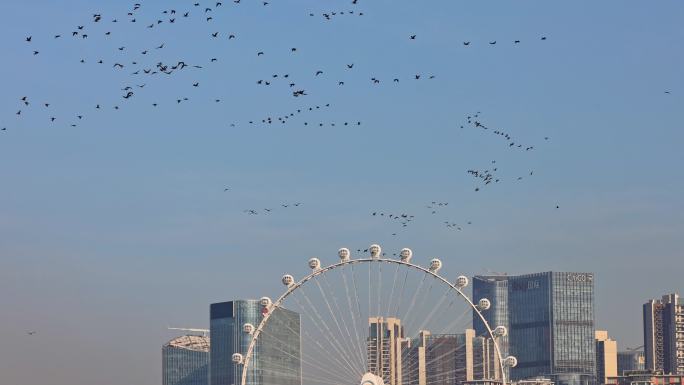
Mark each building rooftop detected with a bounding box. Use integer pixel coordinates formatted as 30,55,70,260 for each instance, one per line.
164,335,210,352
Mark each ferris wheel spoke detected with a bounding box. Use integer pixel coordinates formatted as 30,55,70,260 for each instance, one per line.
392,269,409,318
341,266,368,373
367,261,372,318
289,290,361,378
274,304,356,378
403,343,480,380
401,273,427,332
376,260,382,318
261,354,351,385
313,275,365,375
349,263,368,372
297,286,363,377
414,287,452,334
321,272,367,373
257,327,351,383
400,296,475,378
268,307,352,379
440,306,473,335
421,357,490,381
406,274,440,335
406,276,436,333
386,264,400,317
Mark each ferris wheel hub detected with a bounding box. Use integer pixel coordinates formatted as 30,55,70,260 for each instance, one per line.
360,372,385,385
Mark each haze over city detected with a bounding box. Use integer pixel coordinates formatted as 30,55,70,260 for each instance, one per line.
0,1,682,385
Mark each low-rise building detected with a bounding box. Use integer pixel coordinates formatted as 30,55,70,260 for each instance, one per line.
606,370,684,385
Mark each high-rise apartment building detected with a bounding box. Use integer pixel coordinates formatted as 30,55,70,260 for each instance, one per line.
403,330,474,385
474,334,502,381
162,335,210,385
210,300,302,385
368,317,405,385
473,274,509,369
643,293,684,375
595,331,617,385
508,272,596,385
403,330,431,385
402,329,499,385
616,351,645,375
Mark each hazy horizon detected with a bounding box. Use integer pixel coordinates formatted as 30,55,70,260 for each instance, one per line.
1,1,682,385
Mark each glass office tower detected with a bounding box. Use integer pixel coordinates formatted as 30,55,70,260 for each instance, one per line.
210,300,301,385
162,335,210,385
473,274,510,378
508,272,596,385
616,350,645,375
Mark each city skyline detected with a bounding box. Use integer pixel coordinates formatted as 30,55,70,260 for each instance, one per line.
161,281,681,385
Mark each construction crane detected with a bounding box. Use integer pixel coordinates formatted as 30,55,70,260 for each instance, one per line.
168,327,210,337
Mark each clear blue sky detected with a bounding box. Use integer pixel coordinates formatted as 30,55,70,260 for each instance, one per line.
0,1,682,384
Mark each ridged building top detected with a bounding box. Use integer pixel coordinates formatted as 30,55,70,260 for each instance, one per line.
164,335,210,352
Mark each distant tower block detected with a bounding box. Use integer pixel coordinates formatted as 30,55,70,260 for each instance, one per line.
367,317,404,385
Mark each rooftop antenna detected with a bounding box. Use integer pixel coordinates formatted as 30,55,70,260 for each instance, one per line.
168,327,209,337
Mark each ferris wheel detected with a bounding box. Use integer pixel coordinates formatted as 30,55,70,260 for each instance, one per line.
233,245,517,385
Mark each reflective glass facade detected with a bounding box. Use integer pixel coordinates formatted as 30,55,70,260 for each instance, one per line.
509,272,596,385
162,336,209,385
210,300,301,385
473,275,509,378
616,351,645,375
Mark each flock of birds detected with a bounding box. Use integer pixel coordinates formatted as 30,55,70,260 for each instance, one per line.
368,201,479,236
2,0,558,133
4,0,561,242
242,202,303,216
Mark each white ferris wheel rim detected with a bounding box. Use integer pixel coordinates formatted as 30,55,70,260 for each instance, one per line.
239,254,510,385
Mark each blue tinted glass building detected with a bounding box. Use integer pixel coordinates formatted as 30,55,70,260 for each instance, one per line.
616,350,645,375
508,272,596,385
473,274,510,377
210,300,301,385
163,335,210,385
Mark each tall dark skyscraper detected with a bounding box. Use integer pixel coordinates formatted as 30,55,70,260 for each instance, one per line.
210,300,302,385
508,272,596,385
643,293,684,375
473,274,509,375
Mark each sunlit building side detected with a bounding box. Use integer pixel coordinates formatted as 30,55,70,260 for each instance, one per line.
368,317,405,385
